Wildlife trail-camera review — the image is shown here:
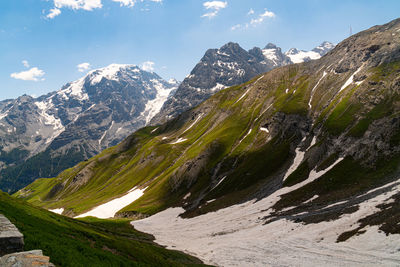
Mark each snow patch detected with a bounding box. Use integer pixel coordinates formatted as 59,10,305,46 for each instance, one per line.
283,147,305,181
339,66,364,93
49,208,64,215
260,127,269,133
237,128,252,146
286,49,321,64
308,71,327,108
169,138,187,145
75,187,147,219
89,64,137,85
235,87,252,104
211,176,226,191
210,83,227,92
182,114,203,134
132,159,400,267
140,79,177,125
262,48,279,66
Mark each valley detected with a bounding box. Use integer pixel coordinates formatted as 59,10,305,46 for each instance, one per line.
1,3,399,266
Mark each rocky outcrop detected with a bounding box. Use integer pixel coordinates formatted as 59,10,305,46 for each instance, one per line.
0,214,24,256
0,214,54,266
0,250,54,267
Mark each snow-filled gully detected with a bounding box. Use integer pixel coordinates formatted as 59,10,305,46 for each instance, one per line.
74,187,146,219
132,159,400,266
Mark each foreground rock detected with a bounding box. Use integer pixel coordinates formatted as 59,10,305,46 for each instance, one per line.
0,250,55,267
0,214,24,256
0,214,54,266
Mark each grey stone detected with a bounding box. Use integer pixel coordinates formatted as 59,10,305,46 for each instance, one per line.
0,214,24,256
0,250,55,267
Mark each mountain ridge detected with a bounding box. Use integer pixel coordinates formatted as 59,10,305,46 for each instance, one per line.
151,41,334,124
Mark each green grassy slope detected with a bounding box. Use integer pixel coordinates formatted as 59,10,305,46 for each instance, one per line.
0,192,205,266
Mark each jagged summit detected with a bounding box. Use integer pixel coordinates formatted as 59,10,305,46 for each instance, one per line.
312,41,335,56
264,43,278,49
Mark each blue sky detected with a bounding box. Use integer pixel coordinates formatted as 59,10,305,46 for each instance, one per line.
0,0,399,100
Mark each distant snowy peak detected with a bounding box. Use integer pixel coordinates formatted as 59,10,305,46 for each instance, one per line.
285,42,335,64
312,41,335,56
261,43,288,67
87,64,141,86
285,49,320,64
168,78,180,86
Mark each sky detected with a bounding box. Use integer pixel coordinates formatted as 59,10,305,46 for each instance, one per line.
0,0,399,100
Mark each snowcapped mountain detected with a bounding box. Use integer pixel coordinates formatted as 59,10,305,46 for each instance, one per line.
151,41,334,124
0,64,178,192
285,41,335,63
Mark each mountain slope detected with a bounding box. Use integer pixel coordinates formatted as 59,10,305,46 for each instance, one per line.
151,41,334,124
0,192,204,266
0,64,178,193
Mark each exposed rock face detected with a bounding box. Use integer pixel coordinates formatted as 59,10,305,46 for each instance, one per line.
0,250,55,267
0,214,24,256
151,41,334,124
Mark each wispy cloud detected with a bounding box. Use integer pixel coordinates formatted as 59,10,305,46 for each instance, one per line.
46,0,162,19
77,62,91,72
112,0,136,7
250,9,275,25
11,67,45,81
22,60,30,68
201,1,227,19
112,0,162,7
54,0,102,11
47,8,61,19
141,61,155,72
231,8,275,31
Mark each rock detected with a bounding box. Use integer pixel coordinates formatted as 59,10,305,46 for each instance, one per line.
0,250,55,267
0,214,24,256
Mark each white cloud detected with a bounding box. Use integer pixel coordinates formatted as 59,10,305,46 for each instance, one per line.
11,67,45,81
231,24,241,31
112,0,136,7
54,0,102,11
46,0,162,18
77,62,91,72
22,60,30,68
47,8,61,19
250,9,275,25
231,8,275,31
201,1,227,18
141,61,155,72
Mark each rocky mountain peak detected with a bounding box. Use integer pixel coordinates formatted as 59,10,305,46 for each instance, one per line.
312,41,335,56
264,43,278,49
286,48,300,55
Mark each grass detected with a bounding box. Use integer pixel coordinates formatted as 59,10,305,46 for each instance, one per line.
324,88,362,135
348,98,394,137
0,192,205,266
